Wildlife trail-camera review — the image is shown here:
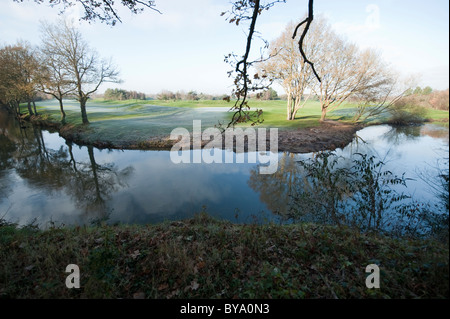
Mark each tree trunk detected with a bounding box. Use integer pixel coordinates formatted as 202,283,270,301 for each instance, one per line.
32,100,37,115
291,109,298,120
88,145,99,193
320,106,327,121
58,98,66,124
27,99,34,116
286,97,294,121
9,101,18,118
80,99,89,124
87,145,104,208
66,141,79,172
286,100,291,120
16,101,21,116
287,110,293,121
291,99,302,121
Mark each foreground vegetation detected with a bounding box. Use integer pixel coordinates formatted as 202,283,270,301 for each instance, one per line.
0,213,448,299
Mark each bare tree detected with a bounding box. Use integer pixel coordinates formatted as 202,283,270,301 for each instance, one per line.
260,21,320,120
40,19,120,124
260,15,397,123
351,68,404,123
308,24,394,121
38,40,77,123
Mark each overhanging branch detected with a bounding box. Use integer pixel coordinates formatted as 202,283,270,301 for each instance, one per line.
292,0,321,83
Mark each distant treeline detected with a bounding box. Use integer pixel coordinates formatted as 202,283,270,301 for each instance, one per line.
400,87,449,111
153,88,281,101
101,86,448,111
154,90,226,101
103,88,147,101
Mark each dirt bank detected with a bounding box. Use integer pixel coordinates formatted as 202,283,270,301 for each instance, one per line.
30,116,362,153
277,121,362,153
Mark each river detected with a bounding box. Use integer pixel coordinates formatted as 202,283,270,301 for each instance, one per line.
0,109,448,231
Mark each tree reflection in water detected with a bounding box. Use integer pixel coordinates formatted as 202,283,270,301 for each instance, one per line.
249,152,354,226
248,153,300,219
249,150,447,236
0,110,133,224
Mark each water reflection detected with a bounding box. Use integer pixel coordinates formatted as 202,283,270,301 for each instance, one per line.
65,144,134,222
0,110,270,226
0,111,133,225
248,124,449,234
248,153,299,219
249,153,354,224
1,109,448,230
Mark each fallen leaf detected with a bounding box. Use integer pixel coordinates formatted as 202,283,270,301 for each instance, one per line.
133,292,145,299
158,283,169,291
196,261,206,270
167,289,180,298
191,280,200,291
130,250,140,259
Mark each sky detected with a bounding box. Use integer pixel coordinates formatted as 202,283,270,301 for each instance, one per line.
0,0,448,95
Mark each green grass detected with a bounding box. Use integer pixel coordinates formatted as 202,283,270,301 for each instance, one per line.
425,108,450,122
131,99,232,108
249,100,359,129
25,98,448,148
0,213,448,299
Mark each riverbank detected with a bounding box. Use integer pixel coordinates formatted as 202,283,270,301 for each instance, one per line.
19,98,447,153
23,99,364,153
29,115,362,153
0,213,448,299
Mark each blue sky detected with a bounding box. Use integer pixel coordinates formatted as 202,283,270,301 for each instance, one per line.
0,0,448,95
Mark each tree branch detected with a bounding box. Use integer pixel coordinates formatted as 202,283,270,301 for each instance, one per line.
227,0,262,128
292,0,321,83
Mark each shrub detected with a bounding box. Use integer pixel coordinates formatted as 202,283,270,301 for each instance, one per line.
429,89,449,111
388,102,428,125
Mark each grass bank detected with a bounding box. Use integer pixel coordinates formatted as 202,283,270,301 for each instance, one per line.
23,98,448,151
0,214,448,299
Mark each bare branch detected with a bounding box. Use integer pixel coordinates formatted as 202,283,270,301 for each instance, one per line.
292,0,321,83
14,0,161,25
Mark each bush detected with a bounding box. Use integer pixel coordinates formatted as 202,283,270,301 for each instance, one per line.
397,89,449,111
388,101,428,125
157,90,176,100
429,89,449,110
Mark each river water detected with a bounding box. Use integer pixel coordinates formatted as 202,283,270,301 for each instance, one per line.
0,109,448,229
